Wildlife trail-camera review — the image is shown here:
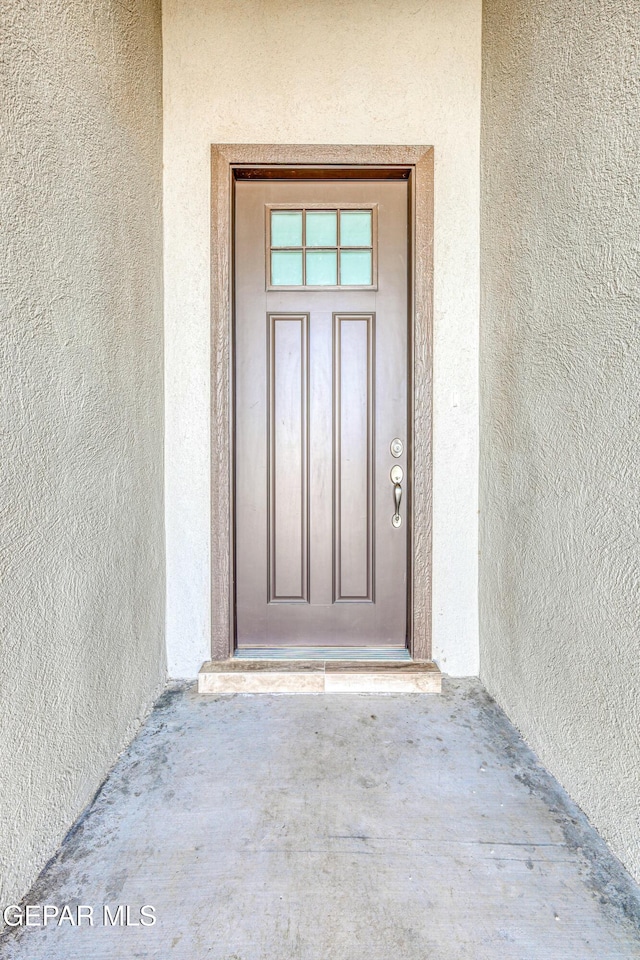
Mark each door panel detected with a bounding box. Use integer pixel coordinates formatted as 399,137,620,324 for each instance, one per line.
334,314,374,602
235,179,408,648
268,314,309,603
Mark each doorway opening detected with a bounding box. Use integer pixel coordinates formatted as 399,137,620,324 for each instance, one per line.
210,146,433,661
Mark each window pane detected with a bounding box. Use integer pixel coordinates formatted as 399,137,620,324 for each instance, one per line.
306,210,337,247
271,250,303,285
340,210,372,247
340,249,372,285
306,250,337,285
271,211,302,247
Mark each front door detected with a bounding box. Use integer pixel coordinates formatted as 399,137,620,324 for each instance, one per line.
234,177,409,650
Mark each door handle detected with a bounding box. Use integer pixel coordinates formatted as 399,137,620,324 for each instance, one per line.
390,465,403,528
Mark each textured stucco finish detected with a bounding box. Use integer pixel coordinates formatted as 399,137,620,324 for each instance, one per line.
1,0,165,906
480,1,640,881
163,0,482,677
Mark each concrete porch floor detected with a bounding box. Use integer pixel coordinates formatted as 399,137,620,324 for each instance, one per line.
2,680,640,959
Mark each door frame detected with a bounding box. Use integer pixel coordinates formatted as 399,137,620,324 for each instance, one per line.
210,144,434,660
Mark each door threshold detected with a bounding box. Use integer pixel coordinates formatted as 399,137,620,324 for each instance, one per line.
198,658,441,694
234,646,412,662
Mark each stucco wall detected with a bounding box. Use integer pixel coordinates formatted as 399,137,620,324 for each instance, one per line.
163,0,481,677
480,1,640,881
1,0,165,906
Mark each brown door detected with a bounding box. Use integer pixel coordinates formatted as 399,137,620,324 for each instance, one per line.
234,177,409,650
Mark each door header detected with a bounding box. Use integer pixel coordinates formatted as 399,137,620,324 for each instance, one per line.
233,166,411,181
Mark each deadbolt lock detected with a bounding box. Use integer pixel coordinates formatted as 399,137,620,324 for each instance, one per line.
390,438,404,458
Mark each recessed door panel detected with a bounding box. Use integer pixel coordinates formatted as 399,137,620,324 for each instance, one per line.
334,314,374,602
268,315,309,602
235,179,408,648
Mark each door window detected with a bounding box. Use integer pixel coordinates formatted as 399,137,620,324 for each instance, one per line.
268,206,376,289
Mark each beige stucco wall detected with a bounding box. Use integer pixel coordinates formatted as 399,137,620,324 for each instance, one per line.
1,0,165,906
480,1,640,881
163,0,482,676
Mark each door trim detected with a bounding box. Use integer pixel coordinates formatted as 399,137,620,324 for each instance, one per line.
210,144,434,660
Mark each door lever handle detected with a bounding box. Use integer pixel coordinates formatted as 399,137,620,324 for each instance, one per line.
390,465,403,527
393,482,402,524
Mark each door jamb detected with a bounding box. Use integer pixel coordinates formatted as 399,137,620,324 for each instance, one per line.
210,144,434,660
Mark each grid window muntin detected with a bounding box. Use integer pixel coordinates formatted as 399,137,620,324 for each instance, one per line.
266,205,377,290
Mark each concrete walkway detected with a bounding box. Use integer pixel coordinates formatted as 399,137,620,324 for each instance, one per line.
2,680,640,959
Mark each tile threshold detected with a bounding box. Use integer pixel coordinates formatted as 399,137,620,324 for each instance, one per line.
198,659,442,694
